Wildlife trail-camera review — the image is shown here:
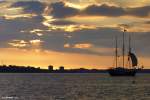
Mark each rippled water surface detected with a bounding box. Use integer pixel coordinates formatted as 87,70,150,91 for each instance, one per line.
0,73,149,100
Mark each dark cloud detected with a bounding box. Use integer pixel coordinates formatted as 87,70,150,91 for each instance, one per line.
128,6,150,17
38,27,150,57
49,2,79,18
83,4,150,17
9,1,150,18
83,4,126,17
30,15,45,22
40,27,121,56
0,16,47,48
51,20,77,25
11,1,45,14
48,2,150,18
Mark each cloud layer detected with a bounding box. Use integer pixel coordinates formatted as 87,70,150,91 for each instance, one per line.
11,1,45,14
8,1,150,18
48,2,150,18
0,0,150,57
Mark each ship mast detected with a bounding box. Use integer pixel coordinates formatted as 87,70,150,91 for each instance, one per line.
128,34,131,68
115,36,118,68
122,29,126,68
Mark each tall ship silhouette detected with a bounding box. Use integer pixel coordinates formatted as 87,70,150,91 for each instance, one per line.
108,29,141,76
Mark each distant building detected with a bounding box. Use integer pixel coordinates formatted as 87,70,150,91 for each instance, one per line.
37,67,40,69
59,66,64,71
48,65,53,71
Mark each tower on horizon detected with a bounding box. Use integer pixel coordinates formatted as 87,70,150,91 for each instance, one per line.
48,65,53,71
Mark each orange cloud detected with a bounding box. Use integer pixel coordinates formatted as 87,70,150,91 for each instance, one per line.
73,43,93,49
64,43,70,48
8,40,28,48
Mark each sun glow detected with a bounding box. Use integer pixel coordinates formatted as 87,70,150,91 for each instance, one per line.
0,48,113,69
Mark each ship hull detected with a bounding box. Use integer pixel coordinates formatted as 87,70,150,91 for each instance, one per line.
108,67,137,76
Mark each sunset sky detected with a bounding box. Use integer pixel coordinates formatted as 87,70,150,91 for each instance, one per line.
0,0,150,69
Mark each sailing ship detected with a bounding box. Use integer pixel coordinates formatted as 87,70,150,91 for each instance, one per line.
108,29,140,76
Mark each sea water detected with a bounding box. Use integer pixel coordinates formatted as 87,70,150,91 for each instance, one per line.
0,73,149,100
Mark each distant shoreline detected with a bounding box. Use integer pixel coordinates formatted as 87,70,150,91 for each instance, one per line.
0,65,149,73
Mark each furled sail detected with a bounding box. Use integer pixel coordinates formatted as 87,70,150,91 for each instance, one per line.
129,52,138,66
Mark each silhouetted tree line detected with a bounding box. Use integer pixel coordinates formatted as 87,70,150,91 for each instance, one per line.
0,65,149,73
0,65,108,73
0,65,48,73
